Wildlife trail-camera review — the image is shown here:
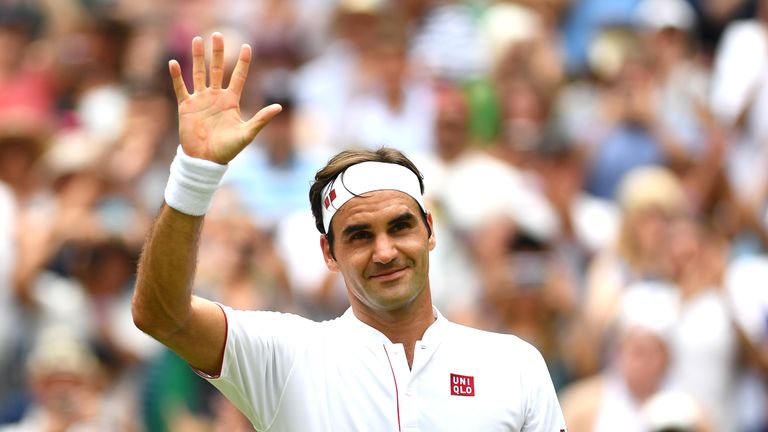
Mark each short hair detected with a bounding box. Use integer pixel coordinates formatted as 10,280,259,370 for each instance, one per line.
308,148,428,251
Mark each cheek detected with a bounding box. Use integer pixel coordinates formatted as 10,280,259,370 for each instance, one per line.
407,239,434,269
335,247,370,274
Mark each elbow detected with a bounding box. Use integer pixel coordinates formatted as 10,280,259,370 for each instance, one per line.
131,297,155,336
131,286,190,342
131,288,164,339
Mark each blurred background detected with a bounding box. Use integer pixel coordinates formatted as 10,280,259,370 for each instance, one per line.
0,0,767,430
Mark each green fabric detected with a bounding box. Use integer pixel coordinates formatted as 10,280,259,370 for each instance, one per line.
463,78,501,145
141,348,213,432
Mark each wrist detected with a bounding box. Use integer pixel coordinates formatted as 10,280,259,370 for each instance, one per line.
164,145,228,216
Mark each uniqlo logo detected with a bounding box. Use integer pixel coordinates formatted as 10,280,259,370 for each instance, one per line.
450,373,474,396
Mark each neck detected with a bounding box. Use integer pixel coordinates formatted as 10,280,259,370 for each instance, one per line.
352,293,435,368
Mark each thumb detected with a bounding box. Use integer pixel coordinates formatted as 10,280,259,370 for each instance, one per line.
243,104,283,140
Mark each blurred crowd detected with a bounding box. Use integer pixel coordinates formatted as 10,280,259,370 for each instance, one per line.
1,0,768,430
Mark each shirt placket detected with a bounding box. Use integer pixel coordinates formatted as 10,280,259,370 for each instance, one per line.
398,340,441,432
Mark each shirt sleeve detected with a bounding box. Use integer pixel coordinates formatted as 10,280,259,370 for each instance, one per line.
521,345,568,431
200,305,318,430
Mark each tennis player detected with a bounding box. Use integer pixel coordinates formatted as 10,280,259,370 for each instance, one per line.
132,33,567,431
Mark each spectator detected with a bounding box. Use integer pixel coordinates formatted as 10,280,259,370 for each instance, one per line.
339,23,437,157
725,255,768,430
710,0,768,253
292,0,389,151
582,166,687,372
224,89,329,229
582,48,687,199
0,326,132,431
665,216,741,432
634,0,711,161
559,283,704,431
195,195,292,312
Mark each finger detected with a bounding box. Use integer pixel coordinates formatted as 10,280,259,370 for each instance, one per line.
192,36,206,92
227,44,251,99
209,32,225,90
244,104,283,140
168,60,190,103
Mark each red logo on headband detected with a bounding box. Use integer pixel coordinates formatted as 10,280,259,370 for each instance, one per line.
324,189,337,209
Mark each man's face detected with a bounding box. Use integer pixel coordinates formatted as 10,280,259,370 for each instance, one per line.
321,190,435,315
617,328,669,400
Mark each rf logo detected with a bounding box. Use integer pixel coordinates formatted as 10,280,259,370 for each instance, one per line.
450,373,474,396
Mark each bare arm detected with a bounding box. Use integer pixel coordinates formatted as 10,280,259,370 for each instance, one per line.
131,33,281,375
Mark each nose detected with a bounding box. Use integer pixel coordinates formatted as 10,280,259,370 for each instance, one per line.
372,234,397,264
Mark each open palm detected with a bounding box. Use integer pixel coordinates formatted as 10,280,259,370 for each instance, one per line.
169,33,281,164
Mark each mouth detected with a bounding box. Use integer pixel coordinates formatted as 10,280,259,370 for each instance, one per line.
369,267,408,282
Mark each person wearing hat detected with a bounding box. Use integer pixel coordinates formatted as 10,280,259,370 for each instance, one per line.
132,33,566,431
559,282,710,432
0,327,126,432
581,166,688,368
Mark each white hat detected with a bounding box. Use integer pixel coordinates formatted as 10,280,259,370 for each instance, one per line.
617,280,679,342
480,3,541,67
642,390,703,430
41,128,106,179
634,0,696,32
27,326,98,379
438,153,559,241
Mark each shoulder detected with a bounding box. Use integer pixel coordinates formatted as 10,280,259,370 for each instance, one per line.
222,306,322,337
444,321,545,364
225,307,315,324
440,322,566,426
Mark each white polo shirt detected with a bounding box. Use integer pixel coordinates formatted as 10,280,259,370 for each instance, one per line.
202,306,567,431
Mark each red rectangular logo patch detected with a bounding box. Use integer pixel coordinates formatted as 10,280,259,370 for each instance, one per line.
450,373,475,396
324,189,337,209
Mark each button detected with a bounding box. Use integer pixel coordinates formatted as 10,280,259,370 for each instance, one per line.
406,389,414,397
420,344,427,350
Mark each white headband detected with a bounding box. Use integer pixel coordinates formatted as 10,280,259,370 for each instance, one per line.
321,161,426,234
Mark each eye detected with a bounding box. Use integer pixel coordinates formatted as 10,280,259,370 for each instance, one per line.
391,221,412,233
349,231,372,241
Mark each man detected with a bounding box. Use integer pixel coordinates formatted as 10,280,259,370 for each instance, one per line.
0,327,129,431
132,33,566,431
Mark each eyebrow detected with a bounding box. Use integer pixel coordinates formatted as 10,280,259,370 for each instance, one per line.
340,212,417,239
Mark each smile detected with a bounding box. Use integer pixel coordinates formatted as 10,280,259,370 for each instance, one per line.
369,267,408,282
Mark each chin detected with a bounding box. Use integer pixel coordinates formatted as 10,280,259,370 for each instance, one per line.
376,287,424,310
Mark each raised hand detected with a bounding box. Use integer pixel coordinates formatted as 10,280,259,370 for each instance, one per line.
169,33,282,164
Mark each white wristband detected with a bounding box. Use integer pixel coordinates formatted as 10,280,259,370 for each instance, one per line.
164,145,228,216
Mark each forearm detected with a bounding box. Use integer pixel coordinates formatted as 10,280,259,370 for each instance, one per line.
127,33,278,374
132,204,204,340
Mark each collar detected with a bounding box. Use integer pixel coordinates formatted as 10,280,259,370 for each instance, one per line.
338,306,448,347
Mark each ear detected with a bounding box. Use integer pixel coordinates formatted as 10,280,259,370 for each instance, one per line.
426,211,437,251
320,234,339,272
